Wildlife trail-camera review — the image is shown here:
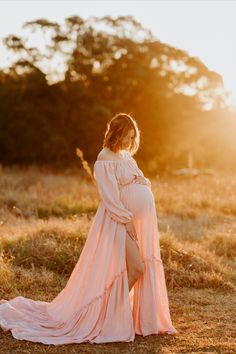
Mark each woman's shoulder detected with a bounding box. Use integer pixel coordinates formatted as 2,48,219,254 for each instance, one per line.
96,147,124,162
96,151,114,161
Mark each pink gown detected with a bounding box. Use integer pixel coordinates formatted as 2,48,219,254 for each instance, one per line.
0,152,177,345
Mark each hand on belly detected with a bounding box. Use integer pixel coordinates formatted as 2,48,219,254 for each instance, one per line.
134,175,151,188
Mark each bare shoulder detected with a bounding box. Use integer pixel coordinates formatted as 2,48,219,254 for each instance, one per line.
96,148,121,161
96,151,111,161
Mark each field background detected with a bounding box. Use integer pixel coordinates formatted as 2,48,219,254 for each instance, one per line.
0,165,235,354
1,3,236,353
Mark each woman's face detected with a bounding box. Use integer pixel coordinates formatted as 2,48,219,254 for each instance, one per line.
120,129,135,150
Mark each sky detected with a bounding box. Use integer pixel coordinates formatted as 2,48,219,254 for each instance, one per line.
1,0,236,105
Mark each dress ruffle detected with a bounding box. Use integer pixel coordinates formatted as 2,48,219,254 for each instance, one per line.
0,155,177,345
0,258,176,345
133,257,177,335
0,268,134,345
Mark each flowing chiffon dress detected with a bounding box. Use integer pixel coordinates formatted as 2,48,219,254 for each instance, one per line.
0,151,176,345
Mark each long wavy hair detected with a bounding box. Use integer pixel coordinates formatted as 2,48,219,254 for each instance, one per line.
102,113,140,156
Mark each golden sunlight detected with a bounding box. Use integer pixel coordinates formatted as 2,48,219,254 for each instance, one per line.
226,84,236,107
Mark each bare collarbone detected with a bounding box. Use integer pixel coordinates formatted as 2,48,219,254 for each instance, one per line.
96,149,125,162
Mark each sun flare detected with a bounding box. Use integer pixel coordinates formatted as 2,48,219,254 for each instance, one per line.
226,86,236,107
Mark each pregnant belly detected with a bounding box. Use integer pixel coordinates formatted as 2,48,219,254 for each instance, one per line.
120,182,155,217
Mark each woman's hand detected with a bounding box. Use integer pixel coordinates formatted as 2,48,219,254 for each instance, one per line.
125,221,138,241
134,176,151,187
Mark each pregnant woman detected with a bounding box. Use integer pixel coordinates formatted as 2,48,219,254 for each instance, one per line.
0,113,176,345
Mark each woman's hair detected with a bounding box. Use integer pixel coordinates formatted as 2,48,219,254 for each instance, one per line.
102,113,140,156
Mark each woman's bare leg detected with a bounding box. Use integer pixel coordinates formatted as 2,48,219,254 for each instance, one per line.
125,232,144,291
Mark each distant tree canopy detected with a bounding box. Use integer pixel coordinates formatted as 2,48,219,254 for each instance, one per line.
0,15,236,174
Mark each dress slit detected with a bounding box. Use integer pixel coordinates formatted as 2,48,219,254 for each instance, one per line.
0,156,176,345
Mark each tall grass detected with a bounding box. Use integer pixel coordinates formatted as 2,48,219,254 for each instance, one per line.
0,165,235,298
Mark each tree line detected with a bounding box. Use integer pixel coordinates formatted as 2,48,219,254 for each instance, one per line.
0,15,235,174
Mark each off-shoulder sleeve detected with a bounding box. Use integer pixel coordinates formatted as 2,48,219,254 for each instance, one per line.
93,161,134,224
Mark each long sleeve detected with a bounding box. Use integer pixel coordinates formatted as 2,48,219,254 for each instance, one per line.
93,161,134,224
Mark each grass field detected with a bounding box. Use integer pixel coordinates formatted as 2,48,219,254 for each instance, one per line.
0,165,235,353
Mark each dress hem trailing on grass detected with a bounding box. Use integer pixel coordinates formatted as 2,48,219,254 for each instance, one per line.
0,257,176,346
0,156,177,345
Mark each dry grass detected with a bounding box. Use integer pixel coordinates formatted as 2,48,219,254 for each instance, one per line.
0,165,235,353
153,173,236,218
